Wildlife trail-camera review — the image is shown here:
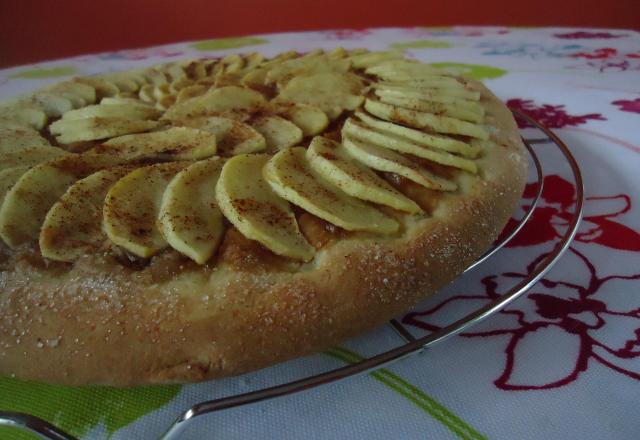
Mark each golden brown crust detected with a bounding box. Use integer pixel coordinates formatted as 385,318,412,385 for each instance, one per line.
0,80,527,386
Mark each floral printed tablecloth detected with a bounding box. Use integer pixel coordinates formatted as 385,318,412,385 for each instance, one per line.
1,26,639,440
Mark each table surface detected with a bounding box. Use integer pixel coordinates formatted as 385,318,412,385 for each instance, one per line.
0,26,639,440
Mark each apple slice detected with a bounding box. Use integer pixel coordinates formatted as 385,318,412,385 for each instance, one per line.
216,154,314,261
307,137,422,214
373,84,484,113
271,103,329,136
265,55,350,86
0,146,69,172
74,77,120,99
348,51,404,68
176,84,209,103
0,166,30,207
61,103,162,121
159,158,225,264
342,137,457,192
264,147,398,234
42,81,97,107
276,72,365,119
376,94,483,124
354,111,480,158
103,162,190,258
0,125,50,154
0,155,120,247
375,81,481,101
50,117,160,144
250,115,303,153
39,166,136,261
343,118,477,173
365,61,446,78
162,86,266,120
179,116,266,155
29,93,74,117
0,105,47,130
93,126,216,160
364,99,489,140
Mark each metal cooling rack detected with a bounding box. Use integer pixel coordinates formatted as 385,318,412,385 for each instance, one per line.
0,111,584,440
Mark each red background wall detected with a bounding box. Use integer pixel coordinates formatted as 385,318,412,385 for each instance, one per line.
1,0,639,68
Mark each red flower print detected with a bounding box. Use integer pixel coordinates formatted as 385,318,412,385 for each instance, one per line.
504,175,640,251
507,99,606,129
570,48,618,59
554,31,628,39
403,174,640,390
404,248,640,390
612,98,640,114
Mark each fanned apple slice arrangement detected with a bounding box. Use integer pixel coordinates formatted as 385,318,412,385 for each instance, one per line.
0,49,493,265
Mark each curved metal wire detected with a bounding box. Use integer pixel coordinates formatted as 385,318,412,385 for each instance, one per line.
0,111,583,440
0,411,78,440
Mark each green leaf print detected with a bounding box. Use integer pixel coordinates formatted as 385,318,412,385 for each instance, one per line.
9,66,77,79
0,376,181,439
189,36,268,51
428,62,507,80
391,40,453,49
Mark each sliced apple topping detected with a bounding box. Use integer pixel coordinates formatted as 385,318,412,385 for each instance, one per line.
0,155,120,247
40,81,97,108
159,158,225,264
162,86,267,120
306,137,422,214
365,61,447,79
348,51,404,69
0,125,51,154
0,146,69,172
264,147,398,234
103,162,190,258
244,52,265,70
271,103,329,136
343,118,477,173
179,116,265,155
49,117,160,144
353,111,479,158
241,68,269,89
216,154,314,261
40,166,136,261
176,84,209,103
250,115,303,153
61,103,162,121
364,99,489,140
376,94,482,123
375,81,481,101
342,137,456,192
276,72,365,119
373,84,484,115
29,93,74,118
74,77,120,98
138,84,156,103
142,68,169,86
265,55,351,87
0,104,47,130
93,126,216,160
328,47,348,59
0,166,30,207
100,96,155,108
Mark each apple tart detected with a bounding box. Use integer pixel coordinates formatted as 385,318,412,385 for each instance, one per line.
0,49,527,386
